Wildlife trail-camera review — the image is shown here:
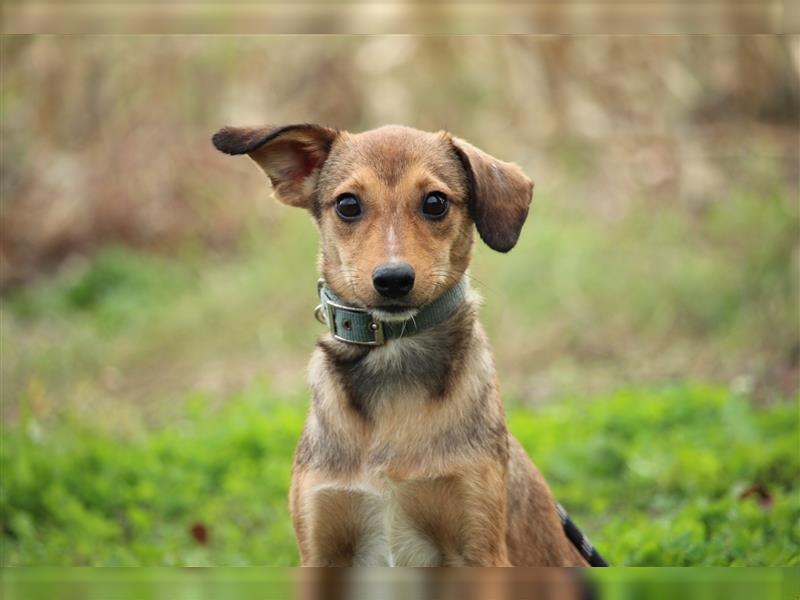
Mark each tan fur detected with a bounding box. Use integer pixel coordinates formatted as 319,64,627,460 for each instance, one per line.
214,123,587,566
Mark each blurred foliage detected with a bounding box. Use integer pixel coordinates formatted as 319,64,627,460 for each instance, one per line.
1,36,797,407
0,36,800,408
1,568,796,600
2,181,796,430
1,1,788,35
2,36,797,286
1,382,797,566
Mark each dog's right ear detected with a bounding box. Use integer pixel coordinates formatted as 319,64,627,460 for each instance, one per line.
212,123,338,209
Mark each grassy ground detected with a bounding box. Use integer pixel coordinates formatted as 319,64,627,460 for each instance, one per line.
1,175,798,566
2,381,797,566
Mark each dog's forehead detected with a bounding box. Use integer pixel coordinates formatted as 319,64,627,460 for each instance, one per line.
324,125,458,188
350,124,444,151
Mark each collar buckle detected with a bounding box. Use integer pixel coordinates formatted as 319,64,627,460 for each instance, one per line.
315,280,386,346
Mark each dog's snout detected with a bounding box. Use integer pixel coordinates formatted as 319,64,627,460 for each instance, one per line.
372,263,415,299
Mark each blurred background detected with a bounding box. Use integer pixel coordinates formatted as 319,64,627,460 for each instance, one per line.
1,35,798,566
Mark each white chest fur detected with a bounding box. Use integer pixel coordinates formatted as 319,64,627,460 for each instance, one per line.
308,480,442,567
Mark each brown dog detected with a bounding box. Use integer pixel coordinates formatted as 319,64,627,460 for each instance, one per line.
212,123,590,566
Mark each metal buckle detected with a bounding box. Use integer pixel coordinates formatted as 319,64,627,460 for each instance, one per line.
314,281,327,324
315,280,385,346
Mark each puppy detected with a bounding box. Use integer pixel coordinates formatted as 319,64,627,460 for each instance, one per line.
212,123,597,566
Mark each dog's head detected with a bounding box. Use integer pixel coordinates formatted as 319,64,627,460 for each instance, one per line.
212,124,532,320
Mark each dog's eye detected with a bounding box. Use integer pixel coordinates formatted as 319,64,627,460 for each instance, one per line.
335,194,362,221
421,192,449,219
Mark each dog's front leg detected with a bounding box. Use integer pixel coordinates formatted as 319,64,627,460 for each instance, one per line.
297,486,366,566
293,474,392,567
456,461,511,567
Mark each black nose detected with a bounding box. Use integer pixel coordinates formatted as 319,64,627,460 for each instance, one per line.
372,263,415,299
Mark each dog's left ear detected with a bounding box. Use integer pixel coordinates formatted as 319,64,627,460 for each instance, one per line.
212,123,338,209
449,137,533,253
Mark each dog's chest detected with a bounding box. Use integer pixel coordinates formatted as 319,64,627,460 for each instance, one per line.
308,473,456,567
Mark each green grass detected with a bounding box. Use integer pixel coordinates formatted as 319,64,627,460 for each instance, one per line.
2,384,305,566
2,382,797,566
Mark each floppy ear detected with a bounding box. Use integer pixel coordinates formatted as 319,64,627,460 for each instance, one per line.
212,123,338,209
450,137,533,253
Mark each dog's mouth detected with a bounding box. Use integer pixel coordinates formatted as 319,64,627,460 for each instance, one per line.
375,304,413,314
369,304,420,322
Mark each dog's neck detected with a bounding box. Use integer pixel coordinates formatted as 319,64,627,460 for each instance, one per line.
315,284,481,419
316,277,469,347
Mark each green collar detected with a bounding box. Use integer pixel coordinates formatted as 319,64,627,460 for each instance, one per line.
314,278,467,346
